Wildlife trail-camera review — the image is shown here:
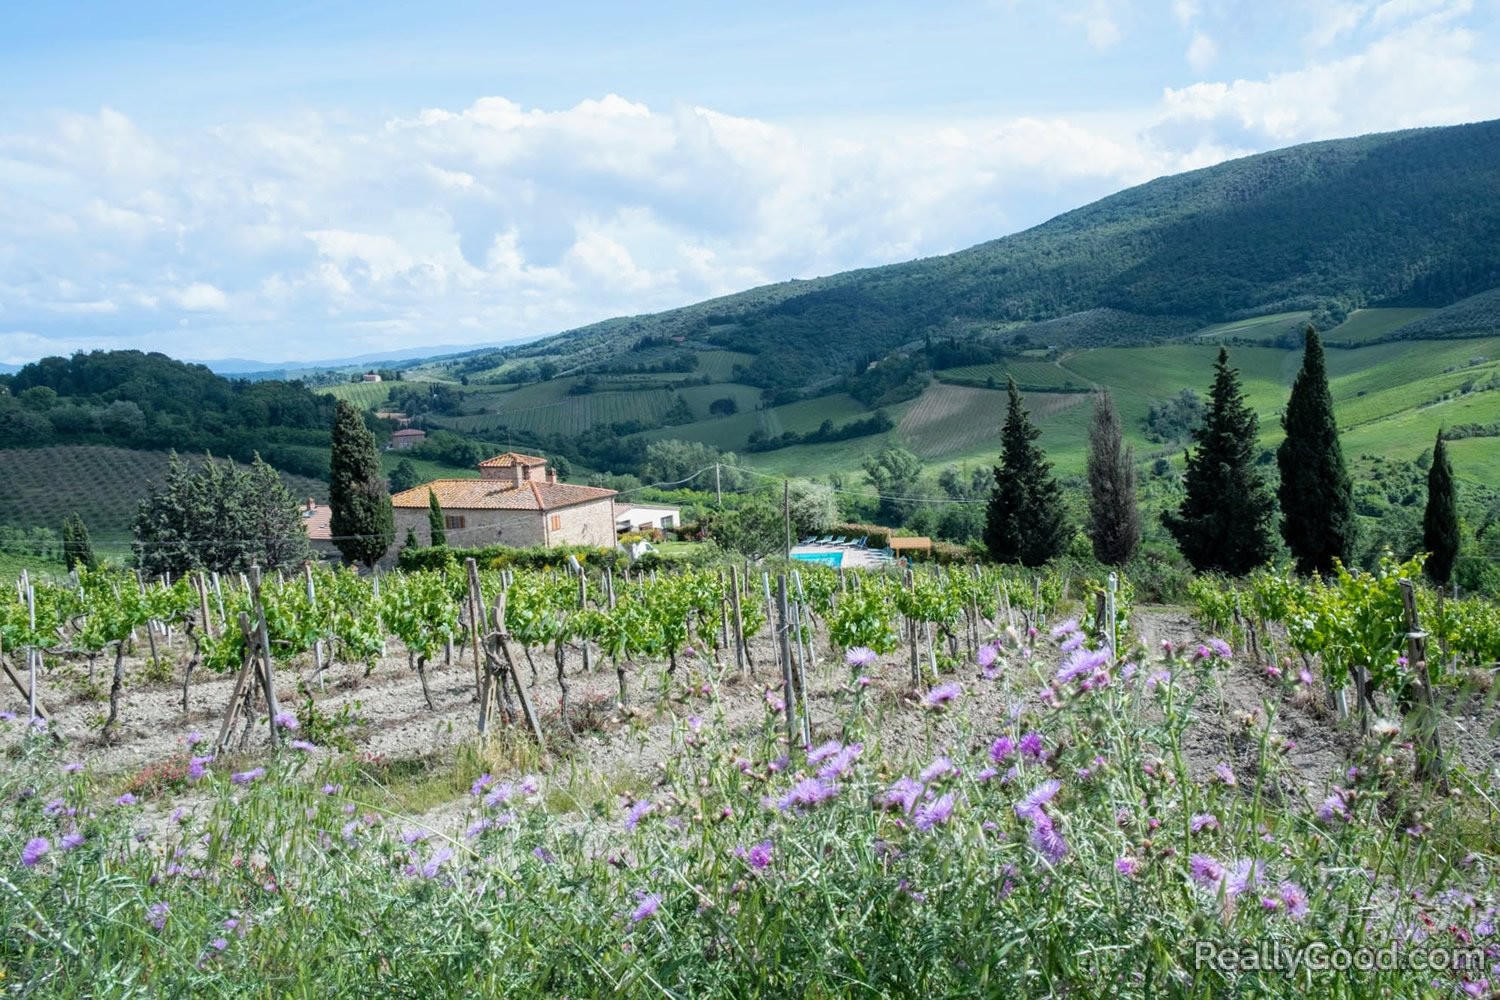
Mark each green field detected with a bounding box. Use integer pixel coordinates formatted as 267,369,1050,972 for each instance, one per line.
319,381,393,407
937,360,1092,391
439,389,678,436
1323,308,1434,346
675,383,764,420
1192,311,1311,343
0,446,328,547
380,452,479,484
692,349,756,381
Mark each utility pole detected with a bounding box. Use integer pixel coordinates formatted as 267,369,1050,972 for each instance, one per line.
715,463,722,507
783,478,791,561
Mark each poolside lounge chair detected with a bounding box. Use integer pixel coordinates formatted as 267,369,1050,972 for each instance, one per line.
831,536,849,546
852,536,867,548
815,535,835,545
800,536,816,545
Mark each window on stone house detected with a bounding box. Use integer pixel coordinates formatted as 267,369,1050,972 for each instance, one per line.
445,515,466,530
550,514,562,531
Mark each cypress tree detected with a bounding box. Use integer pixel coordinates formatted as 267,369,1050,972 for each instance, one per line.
329,401,394,568
244,455,313,571
428,489,447,547
1086,391,1140,566
1423,431,1460,585
985,378,1069,567
1277,327,1355,575
1163,348,1276,575
62,512,97,571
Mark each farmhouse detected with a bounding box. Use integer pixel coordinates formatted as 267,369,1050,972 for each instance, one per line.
298,499,343,561
361,371,382,382
615,502,681,535
388,452,617,557
389,427,426,450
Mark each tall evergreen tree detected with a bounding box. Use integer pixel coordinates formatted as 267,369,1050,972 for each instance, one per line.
1163,348,1277,575
329,401,394,568
427,489,448,547
244,455,313,570
1086,391,1141,566
1423,431,1460,585
389,458,422,495
985,378,1070,567
61,512,97,571
1277,327,1356,575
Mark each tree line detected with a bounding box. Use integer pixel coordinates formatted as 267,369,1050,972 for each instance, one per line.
984,327,1460,587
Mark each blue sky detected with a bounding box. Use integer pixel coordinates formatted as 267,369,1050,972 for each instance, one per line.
2,0,1497,364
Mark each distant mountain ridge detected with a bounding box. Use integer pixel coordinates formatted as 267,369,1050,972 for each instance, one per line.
470,119,1500,391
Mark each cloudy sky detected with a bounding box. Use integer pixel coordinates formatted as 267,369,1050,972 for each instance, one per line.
1,0,1496,366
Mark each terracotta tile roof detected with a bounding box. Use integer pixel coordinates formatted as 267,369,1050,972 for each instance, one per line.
392,479,616,512
477,451,548,468
391,428,426,438
301,503,333,541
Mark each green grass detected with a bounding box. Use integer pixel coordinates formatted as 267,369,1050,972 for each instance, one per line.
319,382,393,408
1191,311,1312,342
1323,308,1434,346
380,452,479,484
692,349,756,381
0,447,327,547
440,389,678,436
675,384,763,420
937,360,1092,391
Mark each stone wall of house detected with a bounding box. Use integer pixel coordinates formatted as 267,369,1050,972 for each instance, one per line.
544,499,617,548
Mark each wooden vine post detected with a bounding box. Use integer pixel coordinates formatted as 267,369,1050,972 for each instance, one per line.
728,564,747,676
1398,578,1446,787
246,566,282,746
775,574,798,750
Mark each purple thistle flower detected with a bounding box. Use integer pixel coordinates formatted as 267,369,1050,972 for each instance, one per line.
630,892,661,923
321,783,342,795
1279,881,1309,921
185,731,204,747
1018,732,1045,761
879,776,924,814
1191,813,1220,834
1189,854,1225,889
734,840,774,870
989,736,1016,763
1015,779,1061,821
1059,632,1085,653
420,846,454,879
624,799,653,831
401,828,431,845
209,937,229,952
977,644,999,670
1214,762,1237,786
914,793,955,831
288,740,317,752
816,743,863,780
62,762,84,773
484,782,515,808
517,775,540,796
272,710,299,731
976,767,999,782
43,797,66,817
1056,647,1111,685
767,753,790,773
230,768,264,786
21,837,49,867
1227,859,1264,897
1115,856,1140,877
470,773,493,796
806,740,843,765
918,756,957,783
465,819,493,840
147,902,170,930
1298,666,1314,686
115,792,137,806
924,682,962,708
1049,618,1079,639
778,777,839,812
1206,638,1232,659
1028,814,1068,864
845,647,877,668
187,755,214,782
532,846,556,864
60,832,85,852
1317,788,1350,822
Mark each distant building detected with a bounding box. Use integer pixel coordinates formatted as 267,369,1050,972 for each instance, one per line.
362,371,382,382
389,428,426,450
298,499,341,560
387,452,617,560
615,502,681,535
375,410,412,427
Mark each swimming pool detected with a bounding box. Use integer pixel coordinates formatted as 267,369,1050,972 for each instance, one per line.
791,551,843,567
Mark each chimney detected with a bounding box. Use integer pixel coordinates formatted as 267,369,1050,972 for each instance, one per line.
546,467,557,484
510,462,524,487
306,497,316,512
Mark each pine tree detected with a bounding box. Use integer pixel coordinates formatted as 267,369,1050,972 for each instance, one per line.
985,378,1070,567
1163,348,1277,575
329,401,394,568
1086,391,1140,565
1277,327,1356,575
427,489,447,547
244,455,313,571
1423,431,1460,585
62,512,97,571
389,458,421,494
